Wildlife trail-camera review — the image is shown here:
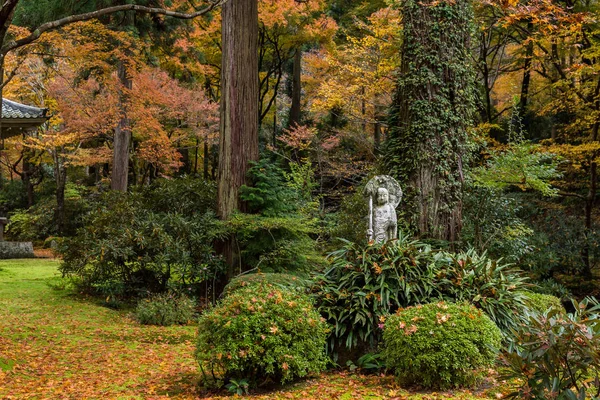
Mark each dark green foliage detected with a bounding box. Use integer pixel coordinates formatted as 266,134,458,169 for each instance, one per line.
232,158,324,272
222,273,311,297
58,177,225,298
533,279,572,301
196,284,328,388
501,298,600,399
382,302,502,390
521,291,565,315
434,249,530,333
326,184,369,246
135,292,196,326
384,0,476,240
241,160,299,217
315,238,528,354
0,179,28,214
462,186,534,263
347,352,386,374
13,0,182,34
7,183,91,242
225,378,249,395
315,234,441,351
530,208,600,278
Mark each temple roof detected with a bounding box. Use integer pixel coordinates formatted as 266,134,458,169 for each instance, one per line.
0,98,49,140
2,98,48,119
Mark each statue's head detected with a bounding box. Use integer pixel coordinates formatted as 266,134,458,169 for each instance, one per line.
377,188,389,206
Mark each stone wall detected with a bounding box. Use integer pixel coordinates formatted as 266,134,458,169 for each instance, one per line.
0,242,35,259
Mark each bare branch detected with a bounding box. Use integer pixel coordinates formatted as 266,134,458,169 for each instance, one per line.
1,0,224,55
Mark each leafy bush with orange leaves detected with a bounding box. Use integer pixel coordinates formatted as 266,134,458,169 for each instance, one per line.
195,284,328,388
382,302,502,390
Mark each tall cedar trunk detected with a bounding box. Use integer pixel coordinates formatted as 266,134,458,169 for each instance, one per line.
111,60,132,191
384,0,475,243
288,49,302,128
54,153,67,235
217,0,259,273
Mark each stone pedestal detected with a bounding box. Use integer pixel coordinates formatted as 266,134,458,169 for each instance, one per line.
0,242,35,259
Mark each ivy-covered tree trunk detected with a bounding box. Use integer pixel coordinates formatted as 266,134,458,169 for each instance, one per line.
384,0,475,243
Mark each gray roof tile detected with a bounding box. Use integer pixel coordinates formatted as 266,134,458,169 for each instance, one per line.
1,98,47,119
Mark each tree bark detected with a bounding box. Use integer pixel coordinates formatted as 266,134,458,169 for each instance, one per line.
54,152,67,235
288,49,302,128
384,0,474,243
203,138,209,180
111,60,132,192
217,0,259,273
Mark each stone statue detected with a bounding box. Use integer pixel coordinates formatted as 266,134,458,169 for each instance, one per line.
364,175,402,243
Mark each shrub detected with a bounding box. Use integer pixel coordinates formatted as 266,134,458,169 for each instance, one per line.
58,177,226,299
501,298,600,399
222,273,311,297
7,183,91,241
196,284,328,388
382,302,502,390
314,234,441,352
315,238,528,354
435,249,530,333
232,157,324,273
521,291,565,315
533,278,571,301
136,292,196,326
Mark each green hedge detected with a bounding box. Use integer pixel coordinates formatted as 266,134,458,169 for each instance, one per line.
196,284,328,388
382,302,502,389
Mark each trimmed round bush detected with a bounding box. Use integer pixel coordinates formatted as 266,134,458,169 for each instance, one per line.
522,291,565,314
196,284,328,387
135,292,196,326
222,273,310,297
382,301,502,389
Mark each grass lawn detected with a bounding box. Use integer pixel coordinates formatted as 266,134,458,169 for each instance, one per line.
0,259,508,399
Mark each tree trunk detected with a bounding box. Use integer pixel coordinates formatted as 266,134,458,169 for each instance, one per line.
203,138,209,180
111,60,132,192
517,22,534,135
289,49,302,128
22,157,34,207
217,0,259,273
582,120,599,279
54,153,67,235
384,0,474,243
480,31,493,123
374,121,381,154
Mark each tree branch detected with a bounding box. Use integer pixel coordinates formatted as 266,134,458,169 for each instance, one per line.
1,0,225,55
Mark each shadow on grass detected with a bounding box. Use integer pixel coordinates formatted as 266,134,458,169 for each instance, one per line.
134,371,206,397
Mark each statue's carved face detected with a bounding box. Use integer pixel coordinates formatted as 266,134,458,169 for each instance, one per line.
377,188,389,206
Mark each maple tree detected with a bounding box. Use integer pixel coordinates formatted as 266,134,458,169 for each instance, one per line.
479,0,600,277
1,20,218,232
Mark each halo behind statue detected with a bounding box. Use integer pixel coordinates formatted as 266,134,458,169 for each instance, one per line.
364,175,402,208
